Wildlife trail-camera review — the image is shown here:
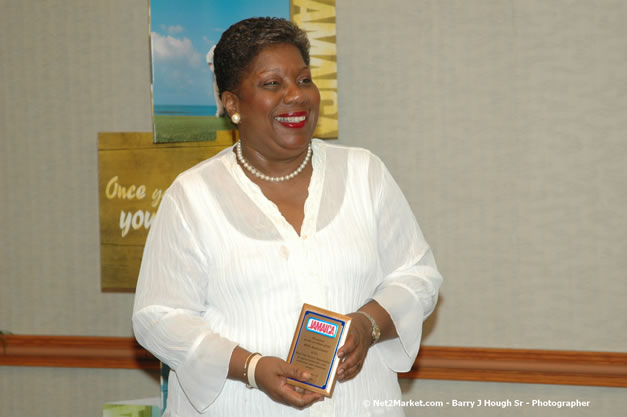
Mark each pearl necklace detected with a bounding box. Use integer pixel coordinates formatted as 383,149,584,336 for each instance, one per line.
236,141,312,182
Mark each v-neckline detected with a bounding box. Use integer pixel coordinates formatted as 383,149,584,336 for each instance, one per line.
225,139,326,240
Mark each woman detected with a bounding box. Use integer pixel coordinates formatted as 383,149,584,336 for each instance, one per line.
133,17,442,417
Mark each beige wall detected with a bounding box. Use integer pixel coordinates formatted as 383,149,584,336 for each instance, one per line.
336,0,627,352
1,0,625,416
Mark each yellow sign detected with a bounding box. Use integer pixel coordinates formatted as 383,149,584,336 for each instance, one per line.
98,132,235,291
292,0,338,138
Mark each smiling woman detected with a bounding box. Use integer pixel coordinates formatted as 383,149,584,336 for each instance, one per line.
221,43,320,183
132,16,443,417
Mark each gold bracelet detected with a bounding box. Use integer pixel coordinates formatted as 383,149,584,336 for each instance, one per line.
356,311,381,345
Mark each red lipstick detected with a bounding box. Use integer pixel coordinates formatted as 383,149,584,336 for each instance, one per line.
274,111,308,128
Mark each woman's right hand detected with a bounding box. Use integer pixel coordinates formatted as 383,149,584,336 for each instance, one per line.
254,356,323,409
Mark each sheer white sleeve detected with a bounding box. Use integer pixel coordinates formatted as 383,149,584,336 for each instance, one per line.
132,191,237,413
368,156,443,372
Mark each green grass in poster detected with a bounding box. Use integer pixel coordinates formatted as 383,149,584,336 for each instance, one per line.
102,404,160,417
154,115,235,142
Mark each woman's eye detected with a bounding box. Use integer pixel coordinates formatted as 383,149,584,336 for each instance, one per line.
299,77,312,84
263,80,279,87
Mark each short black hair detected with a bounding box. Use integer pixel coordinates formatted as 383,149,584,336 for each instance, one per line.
213,17,310,98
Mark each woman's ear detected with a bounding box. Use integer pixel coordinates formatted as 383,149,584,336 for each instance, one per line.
221,91,239,118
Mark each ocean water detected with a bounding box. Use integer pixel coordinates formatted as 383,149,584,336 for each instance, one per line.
154,104,218,117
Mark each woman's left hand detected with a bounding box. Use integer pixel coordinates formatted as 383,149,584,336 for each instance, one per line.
336,312,372,381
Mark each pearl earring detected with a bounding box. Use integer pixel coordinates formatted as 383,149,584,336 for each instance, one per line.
231,113,241,124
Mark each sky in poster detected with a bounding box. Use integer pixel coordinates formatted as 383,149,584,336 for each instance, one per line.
151,0,289,106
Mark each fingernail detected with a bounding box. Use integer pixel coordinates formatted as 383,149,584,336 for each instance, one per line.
338,368,344,375
338,351,344,358
302,372,311,379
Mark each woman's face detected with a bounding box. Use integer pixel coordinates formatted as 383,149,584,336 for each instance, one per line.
228,43,320,158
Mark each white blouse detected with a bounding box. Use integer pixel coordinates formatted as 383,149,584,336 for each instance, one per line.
132,140,443,417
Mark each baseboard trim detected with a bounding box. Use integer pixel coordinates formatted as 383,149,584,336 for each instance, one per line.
2,335,626,387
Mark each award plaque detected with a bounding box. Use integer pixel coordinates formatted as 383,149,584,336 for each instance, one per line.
286,304,352,397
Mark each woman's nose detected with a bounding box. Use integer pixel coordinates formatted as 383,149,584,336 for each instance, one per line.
284,81,304,104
